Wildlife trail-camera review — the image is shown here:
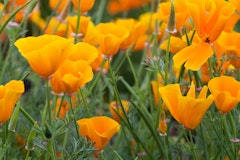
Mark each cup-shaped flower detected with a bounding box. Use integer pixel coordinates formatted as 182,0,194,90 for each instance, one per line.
77,116,120,151
96,22,129,58
115,18,146,50
159,82,213,130
0,80,24,123
67,42,98,64
50,59,93,95
14,35,73,79
109,100,129,122
208,76,240,114
72,0,95,13
173,0,235,70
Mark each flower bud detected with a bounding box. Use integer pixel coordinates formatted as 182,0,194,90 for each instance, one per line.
166,0,177,34
25,123,37,150
8,104,20,132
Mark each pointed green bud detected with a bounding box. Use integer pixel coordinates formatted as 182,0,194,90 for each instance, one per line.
8,104,20,132
166,0,177,34
25,122,37,151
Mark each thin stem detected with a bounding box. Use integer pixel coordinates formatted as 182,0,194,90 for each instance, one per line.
57,95,65,118
79,87,90,116
164,34,171,85
19,107,35,125
69,96,80,139
188,130,198,160
200,123,208,160
126,51,139,88
45,80,52,124
94,0,107,24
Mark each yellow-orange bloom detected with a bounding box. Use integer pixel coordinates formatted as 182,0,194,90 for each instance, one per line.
72,0,95,13
67,42,98,64
50,59,93,95
96,22,129,58
109,100,129,122
115,18,147,50
0,80,24,123
49,0,95,13
159,82,213,130
208,76,240,114
173,0,235,71
77,116,120,151
14,35,73,79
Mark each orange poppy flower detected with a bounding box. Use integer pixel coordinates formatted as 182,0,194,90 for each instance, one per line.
49,0,95,13
90,50,109,73
67,42,98,64
159,82,213,130
50,59,93,95
66,15,91,40
173,0,235,71
14,34,73,79
72,0,95,13
96,22,129,58
157,0,190,31
208,76,240,114
0,80,24,123
109,100,129,122
115,18,147,50
77,116,120,151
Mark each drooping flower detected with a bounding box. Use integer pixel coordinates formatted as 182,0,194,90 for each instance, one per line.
208,76,240,114
159,82,213,130
0,80,24,123
77,116,120,151
109,100,129,122
50,59,93,95
96,22,129,58
14,34,73,79
173,0,235,71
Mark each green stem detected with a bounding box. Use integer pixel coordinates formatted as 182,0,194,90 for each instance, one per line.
164,34,171,85
57,95,65,118
19,107,35,125
88,59,107,95
94,0,107,24
48,139,56,160
79,87,90,116
69,96,80,139
45,80,52,124
126,51,139,88
200,123,208,160
188,130,198,160
74,0,81,43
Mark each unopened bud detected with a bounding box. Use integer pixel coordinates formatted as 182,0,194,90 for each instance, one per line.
166,0,177,34
158,112,167,136
25,122,37,150
8,104,20,132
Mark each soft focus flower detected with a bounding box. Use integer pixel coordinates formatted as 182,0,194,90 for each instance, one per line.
14,35,73,79
77,116,120,151
151,74,163,106
208,76,240,114
49,0,95,14
159,82,213,130
173,0,235,71
50,59,93,95
67,42,98,64
72,0,95,13
96,22,129,58
115,18,147,50
107,0,151,15
0,80,24,123
158,0,190,32
67,15,91,40
109,100,129,122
